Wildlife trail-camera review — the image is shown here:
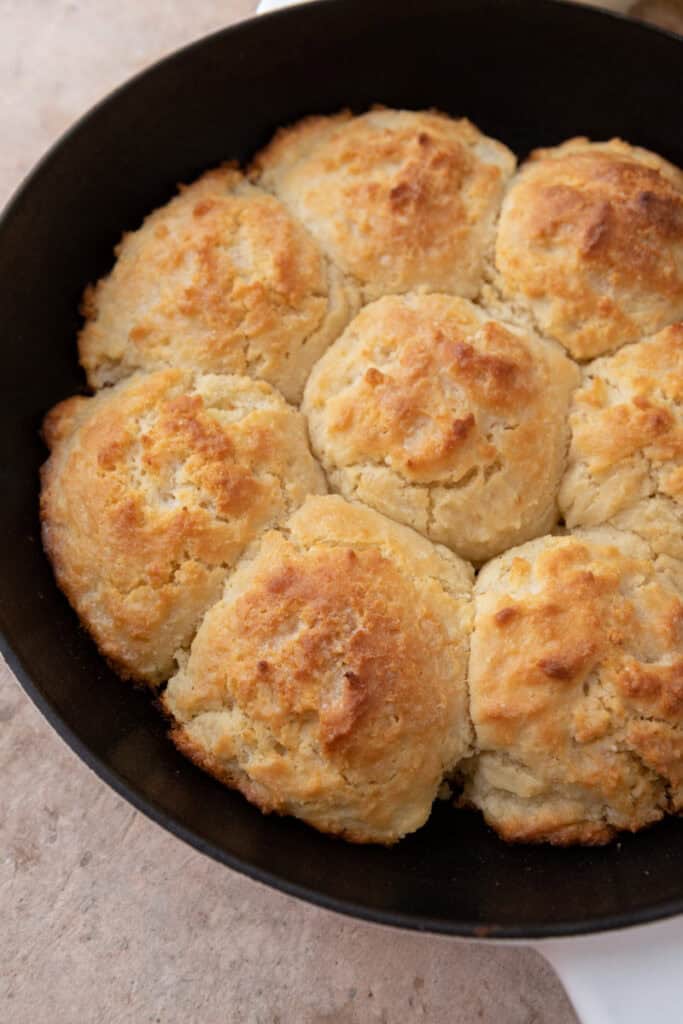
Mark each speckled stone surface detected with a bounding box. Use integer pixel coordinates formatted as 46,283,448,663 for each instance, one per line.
3,1,675,1020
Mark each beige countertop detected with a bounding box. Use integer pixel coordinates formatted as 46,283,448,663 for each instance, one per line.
2,2,679,1021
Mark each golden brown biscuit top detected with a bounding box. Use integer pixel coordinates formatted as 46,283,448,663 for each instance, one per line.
40,370,325,681
253,108,515,300
45,371,297,590
166,496,473,800
305,294,559,485
173,536,457,763
520,152,682,275
567,324,683,502
165,170,324,324
471,531,683,817
78,167,339,402
495,139,683,359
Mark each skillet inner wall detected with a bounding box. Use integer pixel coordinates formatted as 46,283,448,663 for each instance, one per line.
1,0,682,936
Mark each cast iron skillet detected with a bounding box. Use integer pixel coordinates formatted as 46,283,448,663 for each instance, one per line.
1,0,682,940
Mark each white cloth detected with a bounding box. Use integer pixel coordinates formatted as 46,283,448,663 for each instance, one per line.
257,0,634,13
257,0,314,12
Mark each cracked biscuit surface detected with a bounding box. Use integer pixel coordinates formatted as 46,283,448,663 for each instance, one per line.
40,369,325,684
462,528,683,845
303,293,579,562
492,138,683,359
163,495,473,844
252,108,515,302
78,166,358,403
559,323,683,559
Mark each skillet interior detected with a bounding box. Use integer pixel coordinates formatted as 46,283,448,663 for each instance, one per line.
1,0,682,938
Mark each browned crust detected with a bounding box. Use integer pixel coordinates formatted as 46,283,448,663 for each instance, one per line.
495,139,683,358
493,819,617,847
76,164,352,403
457,792,617,846
248,109,354,178
169,723,400,846
39,370,325,685
464,530,682,845
252,107,515,302
41,395,90,450
40,466,149,685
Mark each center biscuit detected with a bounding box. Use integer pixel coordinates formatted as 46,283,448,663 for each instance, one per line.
303,292,580,563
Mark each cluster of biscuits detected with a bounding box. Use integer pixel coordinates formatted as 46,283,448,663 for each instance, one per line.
40,109,683,846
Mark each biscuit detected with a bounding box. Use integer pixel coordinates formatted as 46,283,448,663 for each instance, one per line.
559,323,683,558
40,370,326,684
303,293,579,562
252,108,515,302
163,495,473,844
462,529,683,845
78,167,358,403
492,138,683,359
